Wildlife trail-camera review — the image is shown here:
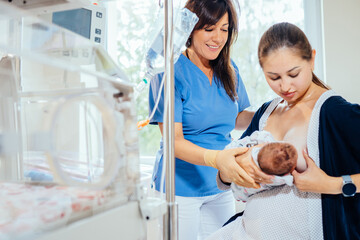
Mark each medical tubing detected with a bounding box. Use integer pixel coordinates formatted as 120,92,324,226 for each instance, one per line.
159,80,168,200
139,7,199,129
149,74,165,121
43,94,122,190
137,73,165,131
10,56,24,180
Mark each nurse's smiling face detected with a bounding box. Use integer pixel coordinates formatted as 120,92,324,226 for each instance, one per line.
189,12,229,63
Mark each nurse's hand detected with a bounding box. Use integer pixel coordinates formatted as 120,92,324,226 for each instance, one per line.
216,147,259,188
235,146,273,187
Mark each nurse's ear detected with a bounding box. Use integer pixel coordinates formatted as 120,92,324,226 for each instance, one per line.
311,49,316,71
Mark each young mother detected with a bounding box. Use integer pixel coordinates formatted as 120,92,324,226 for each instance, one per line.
211,22,360,239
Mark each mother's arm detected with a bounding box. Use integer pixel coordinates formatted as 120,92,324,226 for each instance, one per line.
235,110,255,130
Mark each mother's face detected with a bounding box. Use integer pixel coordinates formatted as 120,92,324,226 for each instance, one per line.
261,47,315,104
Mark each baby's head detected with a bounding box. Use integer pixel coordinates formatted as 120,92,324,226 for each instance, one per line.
257,142,297,176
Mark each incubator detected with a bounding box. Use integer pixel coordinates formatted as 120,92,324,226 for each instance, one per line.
0,2,164,239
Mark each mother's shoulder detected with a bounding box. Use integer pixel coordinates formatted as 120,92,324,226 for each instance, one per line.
253,99,277,117
322,95,359,110
321,95,360,120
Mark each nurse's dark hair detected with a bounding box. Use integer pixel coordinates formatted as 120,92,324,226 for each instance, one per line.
185,0,239,101
258,22,329,89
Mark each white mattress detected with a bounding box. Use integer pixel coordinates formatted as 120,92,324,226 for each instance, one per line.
0,182,127,240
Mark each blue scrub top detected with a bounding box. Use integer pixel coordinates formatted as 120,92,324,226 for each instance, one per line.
149,54,250,197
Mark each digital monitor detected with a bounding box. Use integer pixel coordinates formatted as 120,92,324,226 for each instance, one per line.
52,8,92,39
51,6,106,47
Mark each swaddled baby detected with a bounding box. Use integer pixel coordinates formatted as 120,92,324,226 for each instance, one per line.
226,130,297,201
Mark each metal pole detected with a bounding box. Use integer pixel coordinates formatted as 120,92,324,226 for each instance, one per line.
163,0,178,239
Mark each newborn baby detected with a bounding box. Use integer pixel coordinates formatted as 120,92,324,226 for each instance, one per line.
226,130,297,201
256,141,297,176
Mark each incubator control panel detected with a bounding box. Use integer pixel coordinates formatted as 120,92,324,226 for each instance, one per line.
39,5,107,48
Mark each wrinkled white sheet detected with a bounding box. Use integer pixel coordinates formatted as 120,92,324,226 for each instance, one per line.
0,182,109,239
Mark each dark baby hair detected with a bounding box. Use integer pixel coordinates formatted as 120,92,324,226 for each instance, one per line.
257,142,298,176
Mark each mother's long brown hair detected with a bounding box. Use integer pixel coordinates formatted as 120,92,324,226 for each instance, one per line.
258,22,329,89
185,0,239,101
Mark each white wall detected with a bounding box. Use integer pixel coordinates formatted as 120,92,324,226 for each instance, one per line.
304,0,325,83
322,0,360,103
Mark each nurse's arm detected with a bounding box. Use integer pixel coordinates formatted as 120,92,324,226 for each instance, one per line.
235,110,254,130
158,122,210,165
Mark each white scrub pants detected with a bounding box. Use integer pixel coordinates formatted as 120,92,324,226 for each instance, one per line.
176,190,235,240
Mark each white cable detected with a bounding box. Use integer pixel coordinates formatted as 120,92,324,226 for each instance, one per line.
43,94,123,190
149,74,165,121
159,77,168,200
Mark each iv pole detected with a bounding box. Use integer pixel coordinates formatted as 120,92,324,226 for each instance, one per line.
163,0,178,239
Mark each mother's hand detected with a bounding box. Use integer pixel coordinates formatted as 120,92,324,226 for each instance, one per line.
235,146,273,187
216,147,258,188
292,149,333,193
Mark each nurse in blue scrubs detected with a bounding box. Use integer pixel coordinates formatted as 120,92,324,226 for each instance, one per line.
148,0,271,239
